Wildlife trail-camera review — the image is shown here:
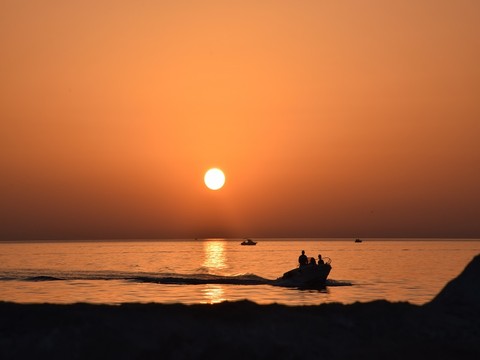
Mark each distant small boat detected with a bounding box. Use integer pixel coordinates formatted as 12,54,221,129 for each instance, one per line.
355,238,363,243
241,238,257,246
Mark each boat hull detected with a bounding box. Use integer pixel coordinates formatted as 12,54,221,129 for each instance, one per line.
240,239,257,245
275,264,331,288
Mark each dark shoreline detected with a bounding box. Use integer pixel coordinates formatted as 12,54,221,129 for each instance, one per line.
1,255,479,360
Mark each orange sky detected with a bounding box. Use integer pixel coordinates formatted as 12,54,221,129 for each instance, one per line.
1,1,479,239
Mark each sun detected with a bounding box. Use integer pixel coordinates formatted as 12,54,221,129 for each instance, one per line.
204,168,225,190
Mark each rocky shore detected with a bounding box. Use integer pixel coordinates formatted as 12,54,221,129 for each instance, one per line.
1,255,479,360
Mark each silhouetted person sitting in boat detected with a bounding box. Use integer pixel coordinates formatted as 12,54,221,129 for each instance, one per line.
309,257,317,265
298,250,308,267
317,254,325,265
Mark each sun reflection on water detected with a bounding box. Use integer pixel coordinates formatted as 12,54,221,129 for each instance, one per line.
202,240,227,272
201,285,226,304
202,240,227,303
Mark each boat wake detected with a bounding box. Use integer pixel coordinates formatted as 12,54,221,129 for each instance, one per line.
0,270,352,288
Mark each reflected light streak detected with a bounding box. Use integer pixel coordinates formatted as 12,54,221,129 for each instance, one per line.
201,285,226,304
202,240,227,272
201,240,227,303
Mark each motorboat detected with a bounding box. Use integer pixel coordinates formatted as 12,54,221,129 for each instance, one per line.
275,258,332,288
355,238,363,243
241,238,257,246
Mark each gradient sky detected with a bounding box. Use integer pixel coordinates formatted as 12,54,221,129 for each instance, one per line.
1,1,479,240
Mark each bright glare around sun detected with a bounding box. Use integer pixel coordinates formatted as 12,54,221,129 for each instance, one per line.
204,168,225,190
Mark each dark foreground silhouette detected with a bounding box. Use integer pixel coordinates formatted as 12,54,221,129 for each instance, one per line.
1,255,479,360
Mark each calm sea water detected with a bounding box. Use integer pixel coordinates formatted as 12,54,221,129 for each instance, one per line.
1,239,479,306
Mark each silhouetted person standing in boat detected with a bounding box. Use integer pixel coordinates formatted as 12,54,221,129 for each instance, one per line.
298,250,308,267
317,254,325,265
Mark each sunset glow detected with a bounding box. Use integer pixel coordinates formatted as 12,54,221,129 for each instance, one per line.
2,4,480,358
0,1,479,239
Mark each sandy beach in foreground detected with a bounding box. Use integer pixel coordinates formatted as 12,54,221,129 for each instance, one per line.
1,255,479,360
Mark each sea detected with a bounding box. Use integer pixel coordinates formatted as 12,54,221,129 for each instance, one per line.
1,238,479,306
